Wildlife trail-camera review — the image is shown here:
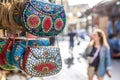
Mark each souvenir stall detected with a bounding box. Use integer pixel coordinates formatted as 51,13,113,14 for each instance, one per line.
107,1,120,58
0,0,66,78
98,3,120,58
86,0,120,58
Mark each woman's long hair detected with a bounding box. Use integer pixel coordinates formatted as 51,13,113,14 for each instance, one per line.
89,29,109,48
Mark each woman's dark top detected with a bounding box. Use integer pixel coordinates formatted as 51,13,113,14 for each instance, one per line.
89,46,100,71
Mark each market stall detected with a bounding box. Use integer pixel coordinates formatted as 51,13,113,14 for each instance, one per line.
85,0,120,58
0,0,66,79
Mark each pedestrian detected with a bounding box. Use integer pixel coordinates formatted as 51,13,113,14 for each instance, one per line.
86,29,112,80
68,28,76,55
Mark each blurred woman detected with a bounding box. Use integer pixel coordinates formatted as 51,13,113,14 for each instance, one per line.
86,29,112,80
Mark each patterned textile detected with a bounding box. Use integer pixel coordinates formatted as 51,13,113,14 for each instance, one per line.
21,0,66,37
22,46,62,77
11,39,50,68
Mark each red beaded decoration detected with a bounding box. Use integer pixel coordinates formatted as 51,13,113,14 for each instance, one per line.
42,16,52,33
54,18,63,31
34,63,56,74
0,54,4,66
27,15,40,28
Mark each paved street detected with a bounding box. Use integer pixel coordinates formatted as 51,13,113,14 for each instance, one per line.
43,41,120,80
